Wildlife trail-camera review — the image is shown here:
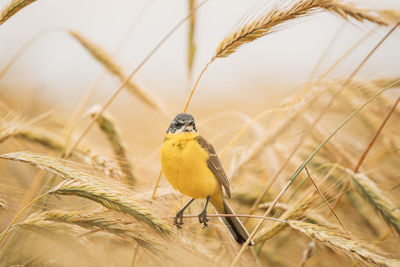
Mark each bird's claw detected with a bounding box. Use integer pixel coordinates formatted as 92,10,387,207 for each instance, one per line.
174,211,184,229
198,210,209,228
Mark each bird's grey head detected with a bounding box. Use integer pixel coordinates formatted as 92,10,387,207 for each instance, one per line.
167,113,197,134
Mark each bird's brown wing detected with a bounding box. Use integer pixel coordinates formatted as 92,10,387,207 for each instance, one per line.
197,135,231,198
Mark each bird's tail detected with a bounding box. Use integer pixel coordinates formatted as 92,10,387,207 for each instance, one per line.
213,198,254,245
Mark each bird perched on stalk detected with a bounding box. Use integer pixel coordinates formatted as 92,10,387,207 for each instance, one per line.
161,113,253,244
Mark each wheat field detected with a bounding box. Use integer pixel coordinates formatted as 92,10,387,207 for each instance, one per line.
0,0,400,266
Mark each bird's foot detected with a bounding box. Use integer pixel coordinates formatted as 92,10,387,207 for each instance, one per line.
198,210,209,228
174,210,184,229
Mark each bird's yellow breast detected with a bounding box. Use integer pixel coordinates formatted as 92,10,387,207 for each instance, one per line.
161,132,219,199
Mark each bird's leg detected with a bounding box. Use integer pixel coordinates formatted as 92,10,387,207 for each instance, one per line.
174,198,195,228
198,196,210,228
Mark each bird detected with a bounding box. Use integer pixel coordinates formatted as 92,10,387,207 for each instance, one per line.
160,113,253,244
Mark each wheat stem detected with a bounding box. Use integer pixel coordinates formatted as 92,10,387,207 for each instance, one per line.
231,80,400,267
88,107,136,185
331,95,400,212
288,220,400,266
305,167,349,236
66,0,207,157
0,192,47,247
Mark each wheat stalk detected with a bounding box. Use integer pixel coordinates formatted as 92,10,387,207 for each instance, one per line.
230,84,323,180
288,220,400,266
332,78,399,121
0,125,123,177
48,180,170,234
326,2,388,26
231,80,400,266
184,0,389,112
378,9,400,23
18,209,157,251
259,201,335,228
255,191,316,243
216,0,324,58
359,78,400,118
304,114,355,166
347,169,400,235
299,241,315,267
311,160,381,236
0,152,170,234
334,85,380,130
0,0,36,25
215,0,388,59
187,0,197,77
8,218,108,265
69,31,163,111
0,151,93,183
0,195,6,210
87,106,136,185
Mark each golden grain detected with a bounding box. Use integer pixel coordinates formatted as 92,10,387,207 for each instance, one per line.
348,169,400,235
69,31,163,111
187,0,197,77
215,0,387,59
0,0,36,25
1,1,399,265
87,106,137,185
288,220,400,266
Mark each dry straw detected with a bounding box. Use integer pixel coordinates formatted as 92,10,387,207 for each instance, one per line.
312,161,381,236
325,3,388,25
361,78,400,117
0,151,170,234
187,0,197,77
87,106,136,185
377,9,400,23
0,0,36,25
215,0,388,59
255,193,315,243
6,216,111,266
229,87,320,181
347,169,400,235
184,0,389,112
69,31,163,111
17,209,158,251
288,220,400,266
65,1,207,158
49,180,170,234
0,196,6,210
13,219,96,252
299,241,315,267
1,125,72,152
231,79,400,266
0,124,122,177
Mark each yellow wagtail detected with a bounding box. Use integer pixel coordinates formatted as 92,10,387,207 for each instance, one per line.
161,113,253,244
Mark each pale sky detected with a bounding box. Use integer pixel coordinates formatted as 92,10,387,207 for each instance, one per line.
1,0,399,111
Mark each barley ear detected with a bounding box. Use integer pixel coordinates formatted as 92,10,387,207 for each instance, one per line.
87,106,137,185
49,180,171,234
0,152,170,234
215,0,388,59
0,0,36,25
69,30,163,111
288,220,400,266
347,169,400,235
18,209,159,252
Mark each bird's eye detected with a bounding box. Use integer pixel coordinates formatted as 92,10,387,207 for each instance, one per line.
175,121,183,127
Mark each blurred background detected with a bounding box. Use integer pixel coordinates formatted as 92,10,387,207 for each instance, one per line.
1,1,400,266
1,0,400,114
